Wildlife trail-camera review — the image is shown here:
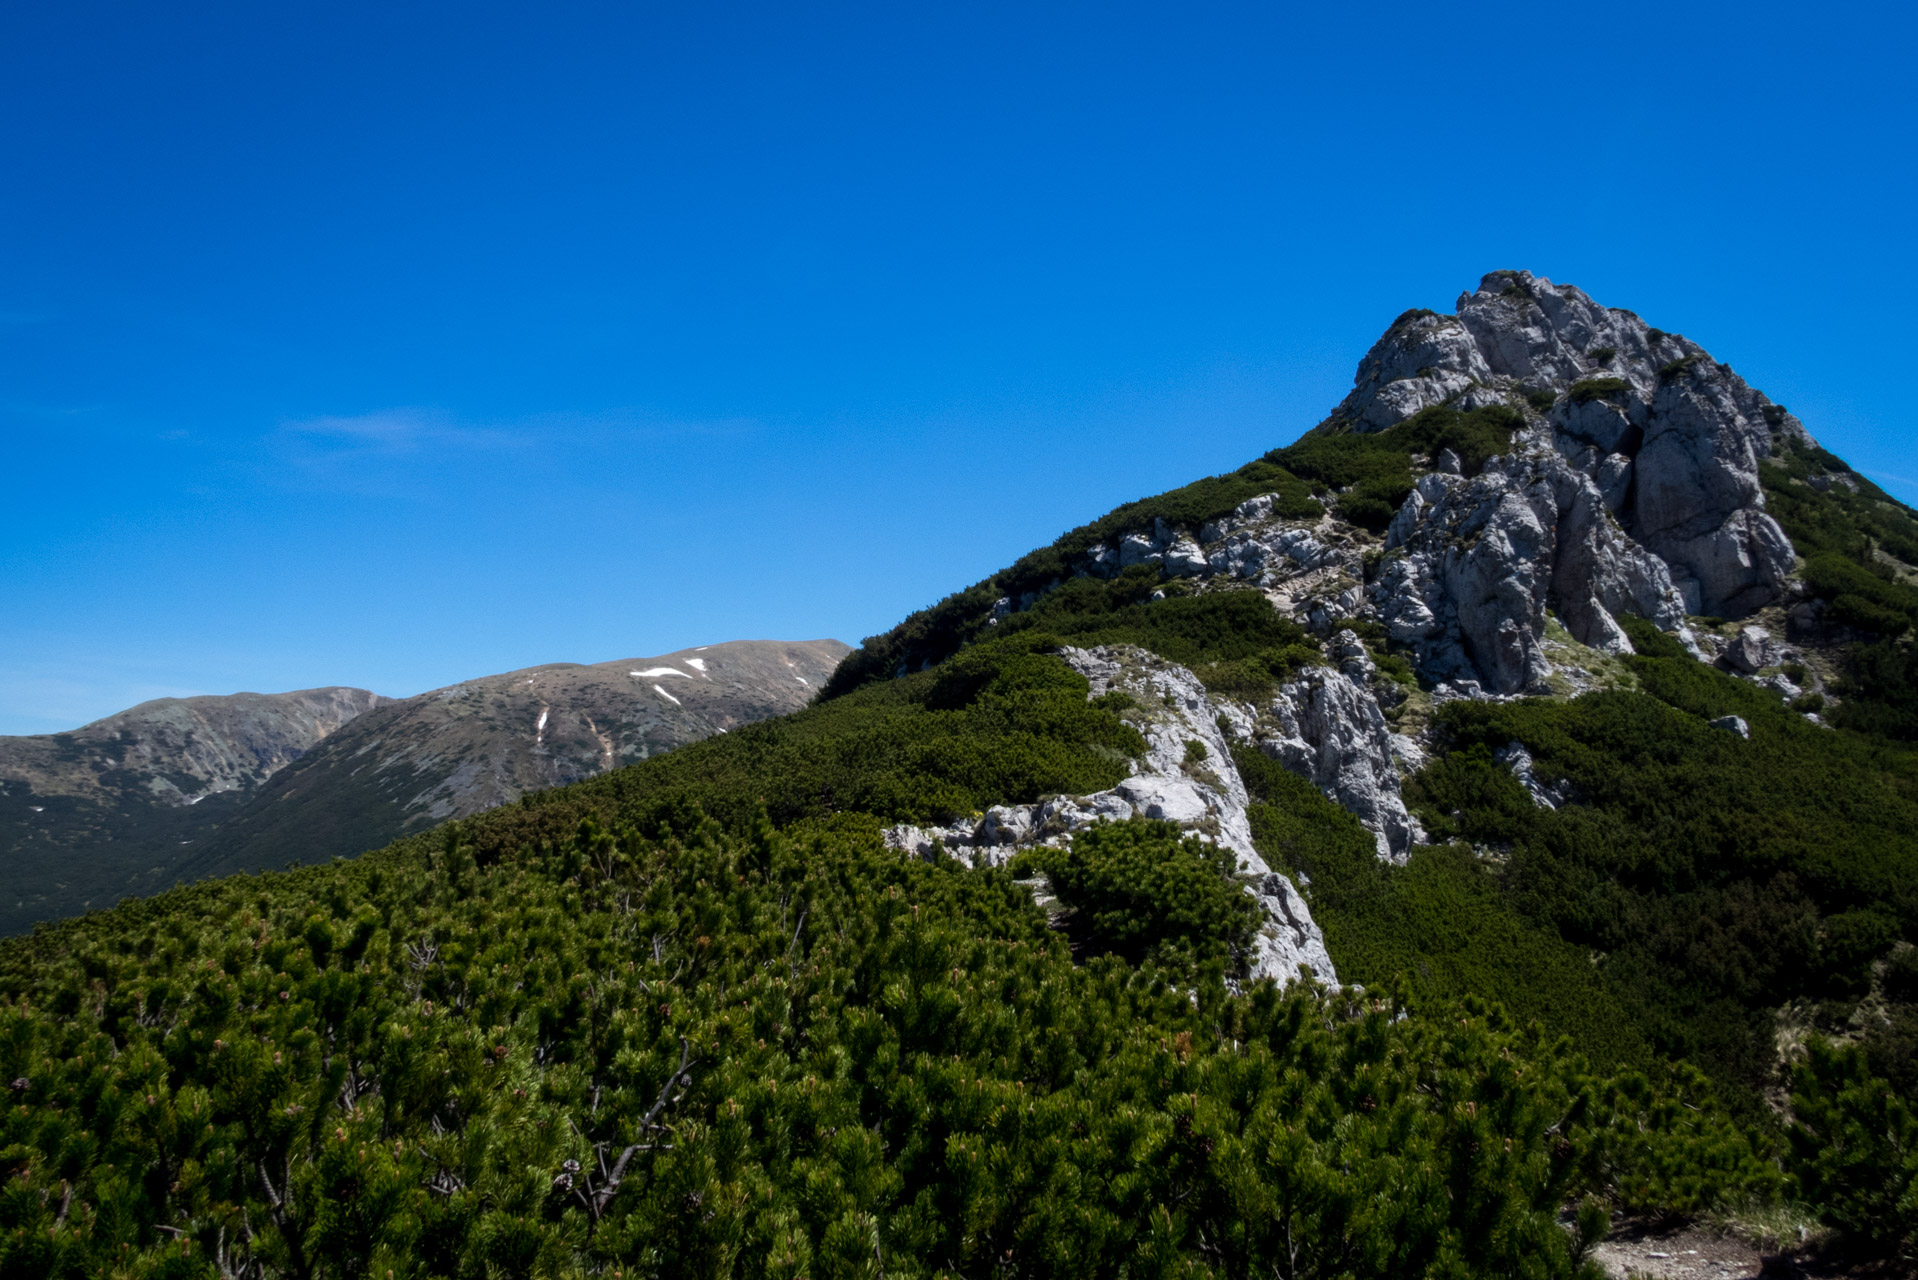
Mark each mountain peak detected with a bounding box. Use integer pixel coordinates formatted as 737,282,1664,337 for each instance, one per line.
1330,271,1812,619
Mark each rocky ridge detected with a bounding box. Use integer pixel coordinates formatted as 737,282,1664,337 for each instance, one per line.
0,687,387,935
0,686,385,810
885,644,1337,985
945,272,1835,932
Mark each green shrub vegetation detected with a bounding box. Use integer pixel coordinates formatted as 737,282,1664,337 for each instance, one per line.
1786,1037,1918,1259
1566,377,1631,405
0,809,1782,1278
497,635,1145,840
1273,405,1521,533
1761,441,1918,738
1234,748,1649,1073
1010,821,1259,978
1403,616,1918,1093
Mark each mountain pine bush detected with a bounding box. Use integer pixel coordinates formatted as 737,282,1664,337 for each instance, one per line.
0,809,1783,1277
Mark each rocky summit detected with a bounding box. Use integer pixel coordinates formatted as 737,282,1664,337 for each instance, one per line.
843,271,1873,989
1345,269,1803,623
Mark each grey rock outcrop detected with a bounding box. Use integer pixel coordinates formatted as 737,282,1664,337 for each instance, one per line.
1374,448,1690,694
1342,309,1496,431
884,645,1336,986
1725,626,1776,674
1337,269,1804,619
1711,715,1752,739
1496,741,1571,810
1256,658,1422,862
953,269,1821,886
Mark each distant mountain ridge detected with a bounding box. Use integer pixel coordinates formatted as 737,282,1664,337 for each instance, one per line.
174,638,849,881
0,639,848,932
0,687,386,930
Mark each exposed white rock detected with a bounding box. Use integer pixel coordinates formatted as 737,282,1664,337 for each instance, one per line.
952,270,1818,880
1496,740,1570,810
1334,269,1808,621
1331,628,1376,680
1256,663,1423,862
882,644,1336,986
1635,375,1797,616
1760,672,1802,699
1372,443,1689,693
1337,309,1496,432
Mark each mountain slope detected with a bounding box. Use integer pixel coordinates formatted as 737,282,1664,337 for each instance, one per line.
172,639,849,880
0,687,384,931
4,272,1917,1272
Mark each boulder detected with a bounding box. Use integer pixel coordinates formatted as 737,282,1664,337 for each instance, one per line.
1725,626,1775,674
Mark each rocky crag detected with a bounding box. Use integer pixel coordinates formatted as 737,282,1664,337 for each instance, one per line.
883,271,1843,977
886,644,1337,984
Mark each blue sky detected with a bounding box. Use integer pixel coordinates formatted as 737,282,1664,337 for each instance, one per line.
2,1,1913,734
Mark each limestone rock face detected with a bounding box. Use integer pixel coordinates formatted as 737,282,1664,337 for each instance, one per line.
1635,374,1796,615
1373,448,1689,693
1725,626,1776,674
1341,311,1496,432
883,645,1336,986
1336,269,1805,620
1257,660,1423,862
1711,715,1752,739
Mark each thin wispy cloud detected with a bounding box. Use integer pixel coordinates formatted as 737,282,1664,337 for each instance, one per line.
266,406,761,498
281,408,526,457
1863,469,1918,493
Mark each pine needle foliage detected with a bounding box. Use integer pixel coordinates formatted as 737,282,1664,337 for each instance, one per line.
1010,821,1261,978
1405,618,1918,1094
0,812,1776,1278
